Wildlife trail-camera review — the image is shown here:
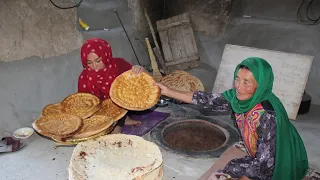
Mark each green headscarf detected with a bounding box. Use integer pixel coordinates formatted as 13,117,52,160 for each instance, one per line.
222,57,308,180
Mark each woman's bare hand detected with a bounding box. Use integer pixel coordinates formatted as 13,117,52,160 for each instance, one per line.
153,82,169,96
153,82,193,103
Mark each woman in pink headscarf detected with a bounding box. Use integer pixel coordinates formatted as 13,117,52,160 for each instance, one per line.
78,38,145,133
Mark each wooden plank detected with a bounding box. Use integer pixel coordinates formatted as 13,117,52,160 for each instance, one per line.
182,24,198,56
143,8,168,74
145,38,163,82
186,24,199,55
168,26,187,61
165,55,199,66
213,44,313,120
152,47,165,71
158,30,174,62
182,24,194,56
156,13,190,31
156,20,190,32
156,12,200,71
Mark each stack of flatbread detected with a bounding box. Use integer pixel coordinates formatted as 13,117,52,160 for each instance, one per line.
33,93,127,143
68,134,163,180
33,69,161,143
160,70,204,92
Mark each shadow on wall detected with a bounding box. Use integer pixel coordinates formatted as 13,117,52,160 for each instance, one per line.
129,0,235,39
186,63,218,93
0,50,82,132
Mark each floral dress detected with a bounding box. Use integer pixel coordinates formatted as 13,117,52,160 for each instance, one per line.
192,91,276,180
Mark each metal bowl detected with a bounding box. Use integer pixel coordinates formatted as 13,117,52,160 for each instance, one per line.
156,97,169,107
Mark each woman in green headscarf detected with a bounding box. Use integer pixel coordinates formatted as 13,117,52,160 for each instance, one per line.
154,57,308,180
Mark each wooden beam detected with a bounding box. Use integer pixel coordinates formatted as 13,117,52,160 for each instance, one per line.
145,38,163,82
143,8,168,74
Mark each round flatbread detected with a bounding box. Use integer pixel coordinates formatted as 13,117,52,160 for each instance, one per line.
185,75,205,92
41,103,62,116
51,123,116,145
160,70,204,92
68,134,163,180
32,114,82,138
160,73,191,92
61,93,101,119
94,99,128,122
171,70,189,75
72,115,114,139
110,70,160,111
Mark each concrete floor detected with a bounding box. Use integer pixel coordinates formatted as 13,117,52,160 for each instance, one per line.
0,106,227,180
1,0,320,179
0,104,319,180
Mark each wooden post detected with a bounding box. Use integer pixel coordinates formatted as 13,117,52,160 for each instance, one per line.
144,8,168,74
145,38,163,82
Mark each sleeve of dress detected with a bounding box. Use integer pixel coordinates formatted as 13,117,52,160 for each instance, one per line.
116,58,132,75
222,111,277,179
191,91,231,112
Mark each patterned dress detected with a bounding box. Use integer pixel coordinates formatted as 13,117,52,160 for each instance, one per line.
192,91,276,180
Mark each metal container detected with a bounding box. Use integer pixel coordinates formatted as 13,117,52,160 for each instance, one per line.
156,96,169,107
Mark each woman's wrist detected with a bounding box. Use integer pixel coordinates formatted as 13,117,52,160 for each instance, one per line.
165,88,193,103
161,86,171,97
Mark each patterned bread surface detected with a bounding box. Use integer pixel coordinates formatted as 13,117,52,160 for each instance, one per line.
110,70,160,111
33,114,82,138
41,103,62,116
60,93,101,119
72,115,114,139
94,99,128,121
